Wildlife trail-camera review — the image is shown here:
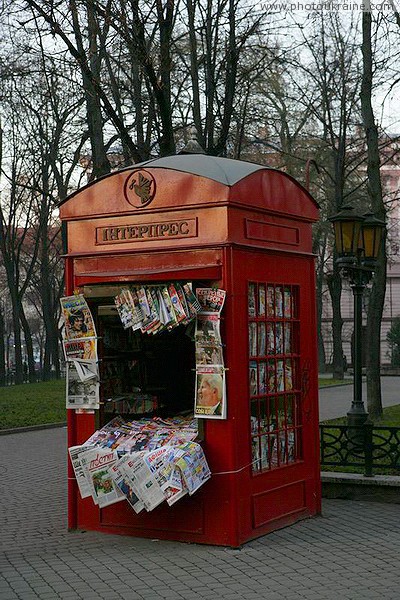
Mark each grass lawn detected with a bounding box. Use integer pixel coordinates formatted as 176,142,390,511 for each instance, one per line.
0,379,66,430
318,378,352,387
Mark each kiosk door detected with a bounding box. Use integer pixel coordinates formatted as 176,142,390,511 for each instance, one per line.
232,248,320,536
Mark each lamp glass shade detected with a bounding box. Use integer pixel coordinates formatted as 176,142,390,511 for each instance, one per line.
333,219,362,256
361,217,385,259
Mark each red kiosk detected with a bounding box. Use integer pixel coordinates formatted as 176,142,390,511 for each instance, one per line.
60,155,321,547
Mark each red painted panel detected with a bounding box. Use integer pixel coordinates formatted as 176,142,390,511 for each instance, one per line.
245,219,299,246
252,480,306,528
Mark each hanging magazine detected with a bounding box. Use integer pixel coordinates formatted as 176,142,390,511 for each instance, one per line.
195,366,226,419
64,338,97,361
196,288,226,314
60,294,97,340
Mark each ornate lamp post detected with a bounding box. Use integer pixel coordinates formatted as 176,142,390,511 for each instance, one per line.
328,206,385,427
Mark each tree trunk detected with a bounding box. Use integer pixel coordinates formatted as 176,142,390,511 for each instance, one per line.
360,10,386,418
0,310,5,386
327,266,344,379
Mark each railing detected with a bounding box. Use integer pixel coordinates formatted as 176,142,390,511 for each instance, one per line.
320,424,400,477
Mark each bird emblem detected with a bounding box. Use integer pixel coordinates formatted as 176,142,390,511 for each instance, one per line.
130,172,152,204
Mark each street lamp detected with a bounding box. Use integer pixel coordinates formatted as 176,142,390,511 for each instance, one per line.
328,206,385,427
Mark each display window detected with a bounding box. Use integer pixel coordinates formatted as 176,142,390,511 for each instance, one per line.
248,282,302,473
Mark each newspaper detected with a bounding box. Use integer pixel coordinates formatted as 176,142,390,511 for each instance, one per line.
66,361,100,410
79,447,125,508
72,359,99,382
110,462,145,513
119,452,165,512
68,445,94,499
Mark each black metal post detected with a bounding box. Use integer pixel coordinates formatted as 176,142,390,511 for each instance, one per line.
347,276,368,427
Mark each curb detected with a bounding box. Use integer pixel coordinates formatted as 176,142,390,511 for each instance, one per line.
0,422,67,436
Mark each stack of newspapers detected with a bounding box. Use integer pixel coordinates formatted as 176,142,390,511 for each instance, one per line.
69,416,211,512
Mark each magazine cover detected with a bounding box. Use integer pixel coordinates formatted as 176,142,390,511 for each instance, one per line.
66,361,100,410
196,288,226,314
60,294,96,340
173,442,211,495
194,366,226,419
195,314,222,346
195,344,224,366
63,338,97,361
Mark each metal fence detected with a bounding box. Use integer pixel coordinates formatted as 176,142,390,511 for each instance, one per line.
320,424,400,477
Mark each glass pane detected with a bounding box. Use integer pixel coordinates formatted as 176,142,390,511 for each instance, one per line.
259,362,266,394
248,283,256,317
249,322,257,356
267,323,275,354
275,286,283,317
275,323,283,354
267,286,275,317
258,284,266,317
284,287,292,318
284,359,293,391
277,359,284,391
258,323,266,356
267,359,276,392
252,436,261,471
250,401,259,434
249,361,257,396
284,322,292,354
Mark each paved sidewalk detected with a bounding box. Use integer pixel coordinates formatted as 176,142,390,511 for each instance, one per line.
1,428,400,599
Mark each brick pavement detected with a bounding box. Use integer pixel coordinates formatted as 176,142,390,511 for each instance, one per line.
1,428,400,600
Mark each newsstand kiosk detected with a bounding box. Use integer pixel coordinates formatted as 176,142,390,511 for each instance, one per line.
59,154,321,547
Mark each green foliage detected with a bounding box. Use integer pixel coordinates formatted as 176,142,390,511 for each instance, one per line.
386,317,400,367
0,380,66,429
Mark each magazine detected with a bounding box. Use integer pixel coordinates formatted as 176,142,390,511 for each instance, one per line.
194,366,226,419
196,288,226,314
63,338,97,361
173,442,211,495
196,314,222,346
60,294,96,340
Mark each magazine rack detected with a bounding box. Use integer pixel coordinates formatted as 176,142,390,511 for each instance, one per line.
59,155,321,547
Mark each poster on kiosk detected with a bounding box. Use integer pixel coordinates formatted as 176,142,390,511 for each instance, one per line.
59,154,321,547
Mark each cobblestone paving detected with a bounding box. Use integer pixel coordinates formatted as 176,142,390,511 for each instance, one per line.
1,428,399,599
